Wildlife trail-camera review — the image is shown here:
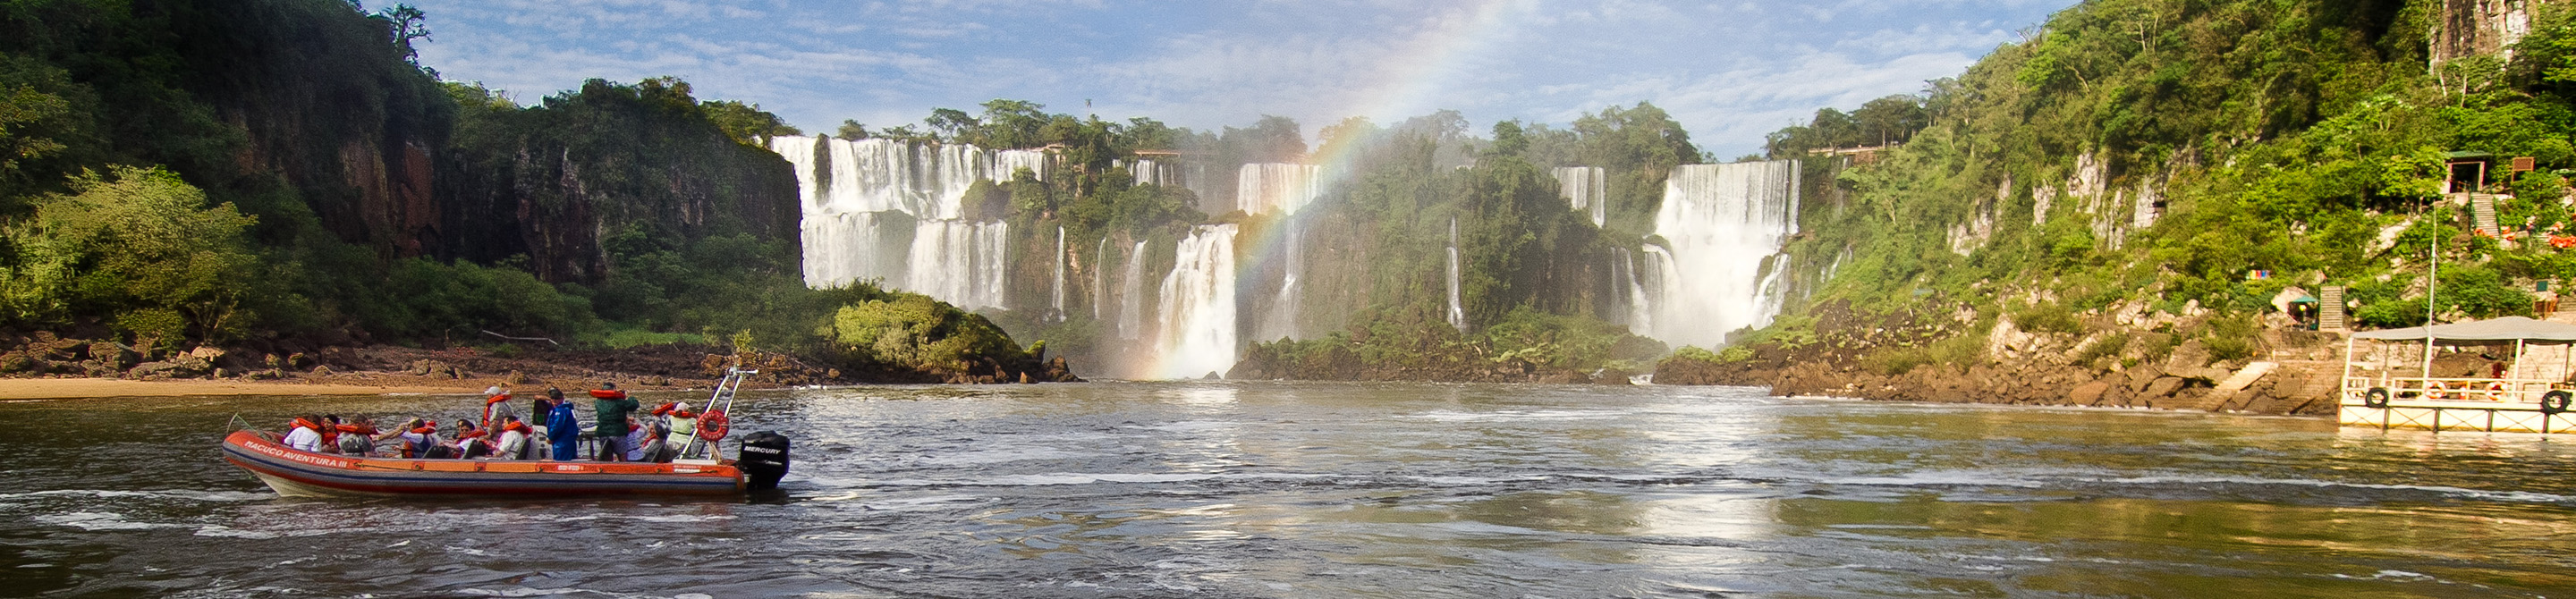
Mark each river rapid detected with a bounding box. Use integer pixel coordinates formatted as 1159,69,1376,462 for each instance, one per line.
0,382,2569,597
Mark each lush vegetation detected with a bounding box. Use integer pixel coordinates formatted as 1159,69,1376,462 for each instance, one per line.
1696,0,2576,375
0,0,1041,381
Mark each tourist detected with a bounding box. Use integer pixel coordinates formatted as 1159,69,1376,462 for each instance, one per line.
622,422,653,462
453,418,492,459
282,415,326,452
479,385,513,430
652,401,700,459
494,415,533,460
547,391,582,460
335,416,379,456
590,382,639,461
398,418,448,459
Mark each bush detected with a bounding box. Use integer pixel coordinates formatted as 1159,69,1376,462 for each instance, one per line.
2072,332,2129,367
1860,346,1936,375
2203,315,2260,361
2012,302,2086,334
1,166,261,342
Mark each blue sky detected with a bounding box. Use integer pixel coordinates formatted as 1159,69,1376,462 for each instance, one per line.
403,0,2076,158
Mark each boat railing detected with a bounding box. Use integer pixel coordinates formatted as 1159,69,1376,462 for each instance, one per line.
2342,374,2567,405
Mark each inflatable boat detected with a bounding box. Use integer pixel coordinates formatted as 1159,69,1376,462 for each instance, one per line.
219,429,781,497
220,368,789,498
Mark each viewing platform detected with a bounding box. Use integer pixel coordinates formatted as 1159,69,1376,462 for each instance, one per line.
2339,316,2576,434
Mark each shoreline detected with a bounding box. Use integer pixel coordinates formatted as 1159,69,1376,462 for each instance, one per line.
0,377,486,400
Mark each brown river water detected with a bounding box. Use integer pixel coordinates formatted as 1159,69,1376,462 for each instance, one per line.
0,381,2568,597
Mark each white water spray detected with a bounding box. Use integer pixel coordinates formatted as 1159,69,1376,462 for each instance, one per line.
1157,225,1239,378
1641,161,1800,349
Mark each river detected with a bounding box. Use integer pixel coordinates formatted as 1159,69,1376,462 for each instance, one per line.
0,382,2568,597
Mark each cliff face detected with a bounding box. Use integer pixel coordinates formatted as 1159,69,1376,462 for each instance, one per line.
2433,0,2541,69
436,80,800,283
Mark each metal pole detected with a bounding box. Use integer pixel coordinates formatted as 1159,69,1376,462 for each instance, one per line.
2423,233,2438,380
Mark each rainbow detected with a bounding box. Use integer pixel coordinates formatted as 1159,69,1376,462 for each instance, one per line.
1136,0,1528,379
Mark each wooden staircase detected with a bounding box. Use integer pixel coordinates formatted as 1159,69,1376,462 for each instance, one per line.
2319,285,2347,332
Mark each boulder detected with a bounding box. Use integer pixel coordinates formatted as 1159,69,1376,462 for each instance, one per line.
2143,375,2188,398
88,342,137,370
130,360,208,379
2069,380,2111,405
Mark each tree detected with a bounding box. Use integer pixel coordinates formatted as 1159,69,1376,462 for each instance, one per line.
0,166,260,342
836,120,870,139
701,100,799,147
374,4,430,62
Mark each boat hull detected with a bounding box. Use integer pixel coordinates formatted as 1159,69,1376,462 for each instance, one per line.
221,430,743,498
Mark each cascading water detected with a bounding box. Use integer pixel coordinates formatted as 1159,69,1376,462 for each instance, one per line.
1446,217,1467,332
904,220,1011,310
1157,225,1239,379
1612,247,1649,331
1640,161,1800,350
1049,226,1066,322
1552,166,1607,227
1236,164,1322,215
1254,220,1304,342
1119,240,1147,341
770,136,1046,311
1092,237,1109,321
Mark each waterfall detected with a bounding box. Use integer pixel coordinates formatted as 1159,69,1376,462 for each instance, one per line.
1049,226,1066,322
904,220,1010,310
1119,240,1147,341
1235,164,1322,215
770,135,1046,311
1612,247,1649,331
1552,166,1607,227
1092,237,1108,321
1255,220,1304,342
1446,217,1467,332
1640,161,1799,349
1157,225,1239,378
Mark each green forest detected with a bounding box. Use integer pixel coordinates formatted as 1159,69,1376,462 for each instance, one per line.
0,0,1066,381
1677,0,2576,375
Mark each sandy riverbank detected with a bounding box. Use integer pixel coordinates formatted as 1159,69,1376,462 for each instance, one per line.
0,377,482,400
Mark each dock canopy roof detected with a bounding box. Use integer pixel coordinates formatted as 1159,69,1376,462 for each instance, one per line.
2351,316,2576,342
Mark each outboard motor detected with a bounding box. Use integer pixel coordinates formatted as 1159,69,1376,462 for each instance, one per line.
738,431,790,491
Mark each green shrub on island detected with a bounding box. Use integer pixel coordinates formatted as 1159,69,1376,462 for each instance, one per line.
824,293,1037,378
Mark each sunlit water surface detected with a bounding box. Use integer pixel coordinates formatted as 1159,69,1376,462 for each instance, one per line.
0,382,2569,597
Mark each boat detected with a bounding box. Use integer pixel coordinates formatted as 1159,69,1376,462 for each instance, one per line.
2339,316,2576,434
222,368,790,497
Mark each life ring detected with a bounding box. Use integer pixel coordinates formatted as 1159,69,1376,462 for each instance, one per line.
2363,387,2391,409
697,409,730,441
2542,390,2573,415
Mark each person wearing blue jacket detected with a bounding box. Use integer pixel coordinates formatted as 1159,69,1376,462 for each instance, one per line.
544,387,582,460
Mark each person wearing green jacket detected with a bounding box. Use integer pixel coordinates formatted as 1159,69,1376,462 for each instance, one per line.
589,382,640,461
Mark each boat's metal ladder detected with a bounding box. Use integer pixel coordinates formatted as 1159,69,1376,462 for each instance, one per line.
678,367,756,460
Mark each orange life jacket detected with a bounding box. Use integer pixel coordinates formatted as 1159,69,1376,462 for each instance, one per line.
589,389,627,400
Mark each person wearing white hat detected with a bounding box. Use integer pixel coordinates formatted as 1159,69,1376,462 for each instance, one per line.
651,401,702,459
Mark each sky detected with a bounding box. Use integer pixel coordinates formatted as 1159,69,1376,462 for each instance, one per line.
403,0,2078,159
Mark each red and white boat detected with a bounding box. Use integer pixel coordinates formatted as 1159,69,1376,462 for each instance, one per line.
220,368,789,498
220,429,755,497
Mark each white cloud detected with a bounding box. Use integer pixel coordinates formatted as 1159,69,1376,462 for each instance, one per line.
408,0,2072,156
